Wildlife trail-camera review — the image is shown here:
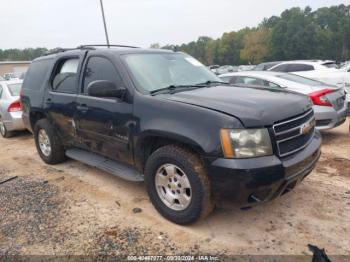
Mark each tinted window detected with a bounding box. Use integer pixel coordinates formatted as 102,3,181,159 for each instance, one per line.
287,64,314,72
270,64,289,72
52,58,79,94
7,83,22,96
83,56,123,94
23,59,52,90
322,62,338,68
0,85,3,98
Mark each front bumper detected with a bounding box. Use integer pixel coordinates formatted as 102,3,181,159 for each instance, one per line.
3,111,26,131
205,130,321,205
314,104,348,130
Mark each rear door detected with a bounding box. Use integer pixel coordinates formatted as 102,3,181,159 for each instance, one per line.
44,52,85,145
75,53,134,165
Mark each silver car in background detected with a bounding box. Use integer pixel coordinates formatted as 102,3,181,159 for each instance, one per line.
220,71,348,130
0,80,26,138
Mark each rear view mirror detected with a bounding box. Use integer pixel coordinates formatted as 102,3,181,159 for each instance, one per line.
87,80,126,99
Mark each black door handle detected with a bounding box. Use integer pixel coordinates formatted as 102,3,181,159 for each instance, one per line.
77,104,88,112
45,98,52,105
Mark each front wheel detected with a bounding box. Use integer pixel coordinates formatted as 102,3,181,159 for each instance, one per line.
34,119,66,164
145,145,214,224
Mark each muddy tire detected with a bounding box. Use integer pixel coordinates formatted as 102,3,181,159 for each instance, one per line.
145,145,214,224
34,119,66,164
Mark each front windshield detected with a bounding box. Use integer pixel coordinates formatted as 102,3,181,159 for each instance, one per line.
276,74,323,86
123,53,222,93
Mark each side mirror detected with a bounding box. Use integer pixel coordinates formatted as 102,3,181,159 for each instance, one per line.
87,80,126,99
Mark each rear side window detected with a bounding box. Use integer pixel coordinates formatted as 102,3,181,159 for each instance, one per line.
23,59,52,90
270,64,289,72
7,83,22,96
287,64,314,72
52,58,79,94
82,56,123,94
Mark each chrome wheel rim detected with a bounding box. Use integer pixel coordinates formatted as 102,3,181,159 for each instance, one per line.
0,121,5,136
155,164,192,211
38,129,51,157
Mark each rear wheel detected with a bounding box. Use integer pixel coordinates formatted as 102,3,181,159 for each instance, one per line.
0,118,14,138
145,145,214,224
34,119,66,164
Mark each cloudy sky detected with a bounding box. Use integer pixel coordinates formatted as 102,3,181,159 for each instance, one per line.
1,0,349,49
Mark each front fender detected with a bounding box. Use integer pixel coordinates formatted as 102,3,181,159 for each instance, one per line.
132,94,243,170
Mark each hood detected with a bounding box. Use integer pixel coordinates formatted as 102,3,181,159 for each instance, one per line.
161,85,312,127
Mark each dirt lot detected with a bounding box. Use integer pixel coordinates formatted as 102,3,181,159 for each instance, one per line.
0,120,350,258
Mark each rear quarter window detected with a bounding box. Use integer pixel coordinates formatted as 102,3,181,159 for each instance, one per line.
270,64,289,72
23,58,52,90
287,64,314,72
7,83,22,96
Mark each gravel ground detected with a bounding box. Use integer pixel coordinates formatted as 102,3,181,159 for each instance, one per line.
0,120,349,259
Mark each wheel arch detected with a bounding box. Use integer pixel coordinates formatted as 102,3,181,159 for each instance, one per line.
134,131,206,172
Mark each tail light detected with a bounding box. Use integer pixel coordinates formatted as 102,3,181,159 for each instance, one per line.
7,100,22,112
308,89,333,107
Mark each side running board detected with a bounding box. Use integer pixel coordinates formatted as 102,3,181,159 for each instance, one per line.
65,148,144,182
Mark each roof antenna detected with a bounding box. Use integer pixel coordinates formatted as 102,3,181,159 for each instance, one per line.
99,0,110,48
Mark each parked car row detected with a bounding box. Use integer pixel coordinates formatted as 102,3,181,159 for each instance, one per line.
209,64,256,75
1,46,346,225
220,71,348,130
253,60,350,106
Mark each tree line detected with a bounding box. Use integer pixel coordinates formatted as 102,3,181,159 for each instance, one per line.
155,4,350,65
0,48,48,61
1,4,349,66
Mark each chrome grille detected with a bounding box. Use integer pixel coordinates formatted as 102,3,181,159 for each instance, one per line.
273,109,315,157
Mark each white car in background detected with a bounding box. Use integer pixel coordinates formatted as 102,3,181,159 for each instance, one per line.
269,60,350,105
220,71,348,130
269,60,350,87
0,80,26,138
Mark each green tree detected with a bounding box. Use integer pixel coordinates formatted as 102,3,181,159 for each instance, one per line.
240,28,272,64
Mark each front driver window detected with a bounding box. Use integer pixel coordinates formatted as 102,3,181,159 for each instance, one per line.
83,56,124,94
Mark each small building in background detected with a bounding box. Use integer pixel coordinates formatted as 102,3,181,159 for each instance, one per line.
0,61,31,78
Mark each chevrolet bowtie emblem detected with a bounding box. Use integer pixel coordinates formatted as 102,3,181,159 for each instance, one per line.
301,118,315,135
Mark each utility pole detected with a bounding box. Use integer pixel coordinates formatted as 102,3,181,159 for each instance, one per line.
99,0,110,47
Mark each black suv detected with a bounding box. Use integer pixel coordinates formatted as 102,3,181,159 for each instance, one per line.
21,45,321,224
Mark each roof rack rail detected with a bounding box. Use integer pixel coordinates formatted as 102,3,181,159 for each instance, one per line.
43,44,139,56
77,44,140,49
43,47,77,56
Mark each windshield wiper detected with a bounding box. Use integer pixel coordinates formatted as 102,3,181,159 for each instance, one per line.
150,84,206,95
195,80,230,86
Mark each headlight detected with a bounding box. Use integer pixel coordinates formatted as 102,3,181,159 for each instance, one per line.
220,128,273,158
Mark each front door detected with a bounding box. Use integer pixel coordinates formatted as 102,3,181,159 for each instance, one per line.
75,55,134,165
